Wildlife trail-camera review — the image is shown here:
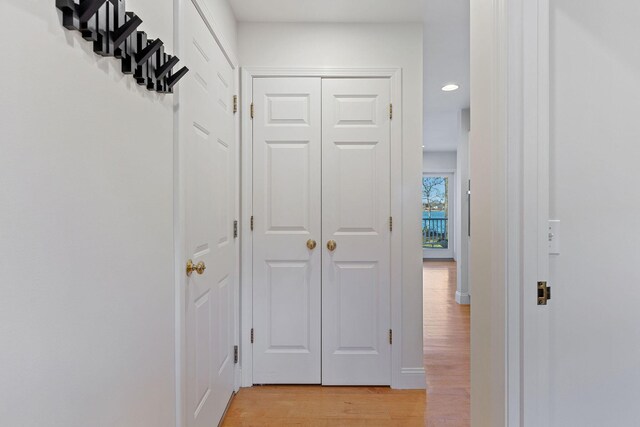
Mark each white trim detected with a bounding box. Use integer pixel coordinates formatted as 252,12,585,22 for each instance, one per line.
455,291,471,305
505,0,523,423
398,368,427,389
232,65,242,394
471,0,511,422
422,168,456,174
389,68,404,390
241,67,402,78
240,67,411,389
504,0,550,425
173,2,186,425
239,67,254,388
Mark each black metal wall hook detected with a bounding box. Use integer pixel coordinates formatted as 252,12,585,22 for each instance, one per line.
167,67,190,89
113,14,142,48
78,0,107,23
56,0,188,94
156,56,180,80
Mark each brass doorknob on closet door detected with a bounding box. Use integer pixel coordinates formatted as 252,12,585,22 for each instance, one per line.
327,240,337,252
186,259,206,276
306,239,317,250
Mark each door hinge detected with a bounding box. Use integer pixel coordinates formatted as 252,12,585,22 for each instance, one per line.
389,216,393,232
389,329,393,345
233,345,239,364
537,281,551,305
233,95,238,114
250,102,254,119
389,103,393,120
250,215,254,231
250,328,254,344
233,220,238,238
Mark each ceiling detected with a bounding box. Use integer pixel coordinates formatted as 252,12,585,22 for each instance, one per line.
229,0,424,23
423,0,470,151
229,0,470,152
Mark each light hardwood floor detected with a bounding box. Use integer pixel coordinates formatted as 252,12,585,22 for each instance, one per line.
423,260,470,426
222,260,469,426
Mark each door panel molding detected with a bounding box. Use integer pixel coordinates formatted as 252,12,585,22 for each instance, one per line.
186,0,238,67
322,78,392,385
252,77,322,384
240,67,408,388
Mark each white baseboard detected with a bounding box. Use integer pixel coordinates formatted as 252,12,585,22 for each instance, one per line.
455,291,471,305
394,367,427,389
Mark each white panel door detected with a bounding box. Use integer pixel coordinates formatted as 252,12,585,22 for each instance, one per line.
321,78,392,385
252,77,322,384
182,3,236,426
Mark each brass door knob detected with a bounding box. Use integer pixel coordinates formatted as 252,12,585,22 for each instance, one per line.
327,240,337,252
306,239,317,250
186,259,206,276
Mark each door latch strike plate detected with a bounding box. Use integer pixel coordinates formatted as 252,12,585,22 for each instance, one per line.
234,345,238,363
538,281,551,305
233,220,238,238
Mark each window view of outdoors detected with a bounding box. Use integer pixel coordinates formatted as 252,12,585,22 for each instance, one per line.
422,176,449,249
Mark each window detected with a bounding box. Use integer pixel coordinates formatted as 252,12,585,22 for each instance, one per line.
422,176,449,249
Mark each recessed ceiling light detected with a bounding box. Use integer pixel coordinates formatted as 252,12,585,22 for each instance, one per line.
442,84,459,92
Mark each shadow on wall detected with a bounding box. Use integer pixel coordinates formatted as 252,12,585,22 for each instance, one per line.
552,0,640,73
3,1,168,101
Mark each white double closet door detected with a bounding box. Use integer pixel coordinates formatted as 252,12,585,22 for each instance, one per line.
252,77,392,385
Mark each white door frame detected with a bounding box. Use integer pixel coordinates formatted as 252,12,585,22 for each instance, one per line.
240,67,403,388
501,0,551,424
421,171,455,260
173,1,241,426
471,0,550,423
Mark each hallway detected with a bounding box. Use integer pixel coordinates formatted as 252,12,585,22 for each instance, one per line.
222,260,469,426
423,261,470,426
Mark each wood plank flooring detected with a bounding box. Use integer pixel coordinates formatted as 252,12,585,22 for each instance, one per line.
222,260,469,426
423,260,470,426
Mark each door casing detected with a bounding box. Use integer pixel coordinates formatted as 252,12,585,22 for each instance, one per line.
468,0,551,423
240,67,403,388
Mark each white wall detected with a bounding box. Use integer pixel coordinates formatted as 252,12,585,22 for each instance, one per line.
456,109,470,304
424,111,464,151
470,0,506,423
238,22,425,386
0,1,175,425
423,150,457,171
0,0,241,425
548,2,640,425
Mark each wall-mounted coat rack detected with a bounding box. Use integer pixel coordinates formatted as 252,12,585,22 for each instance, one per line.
56,0,188,93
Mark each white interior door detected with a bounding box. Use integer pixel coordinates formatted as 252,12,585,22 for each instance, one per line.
321,78,392,385
183,3,236,426
252,77,322,384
